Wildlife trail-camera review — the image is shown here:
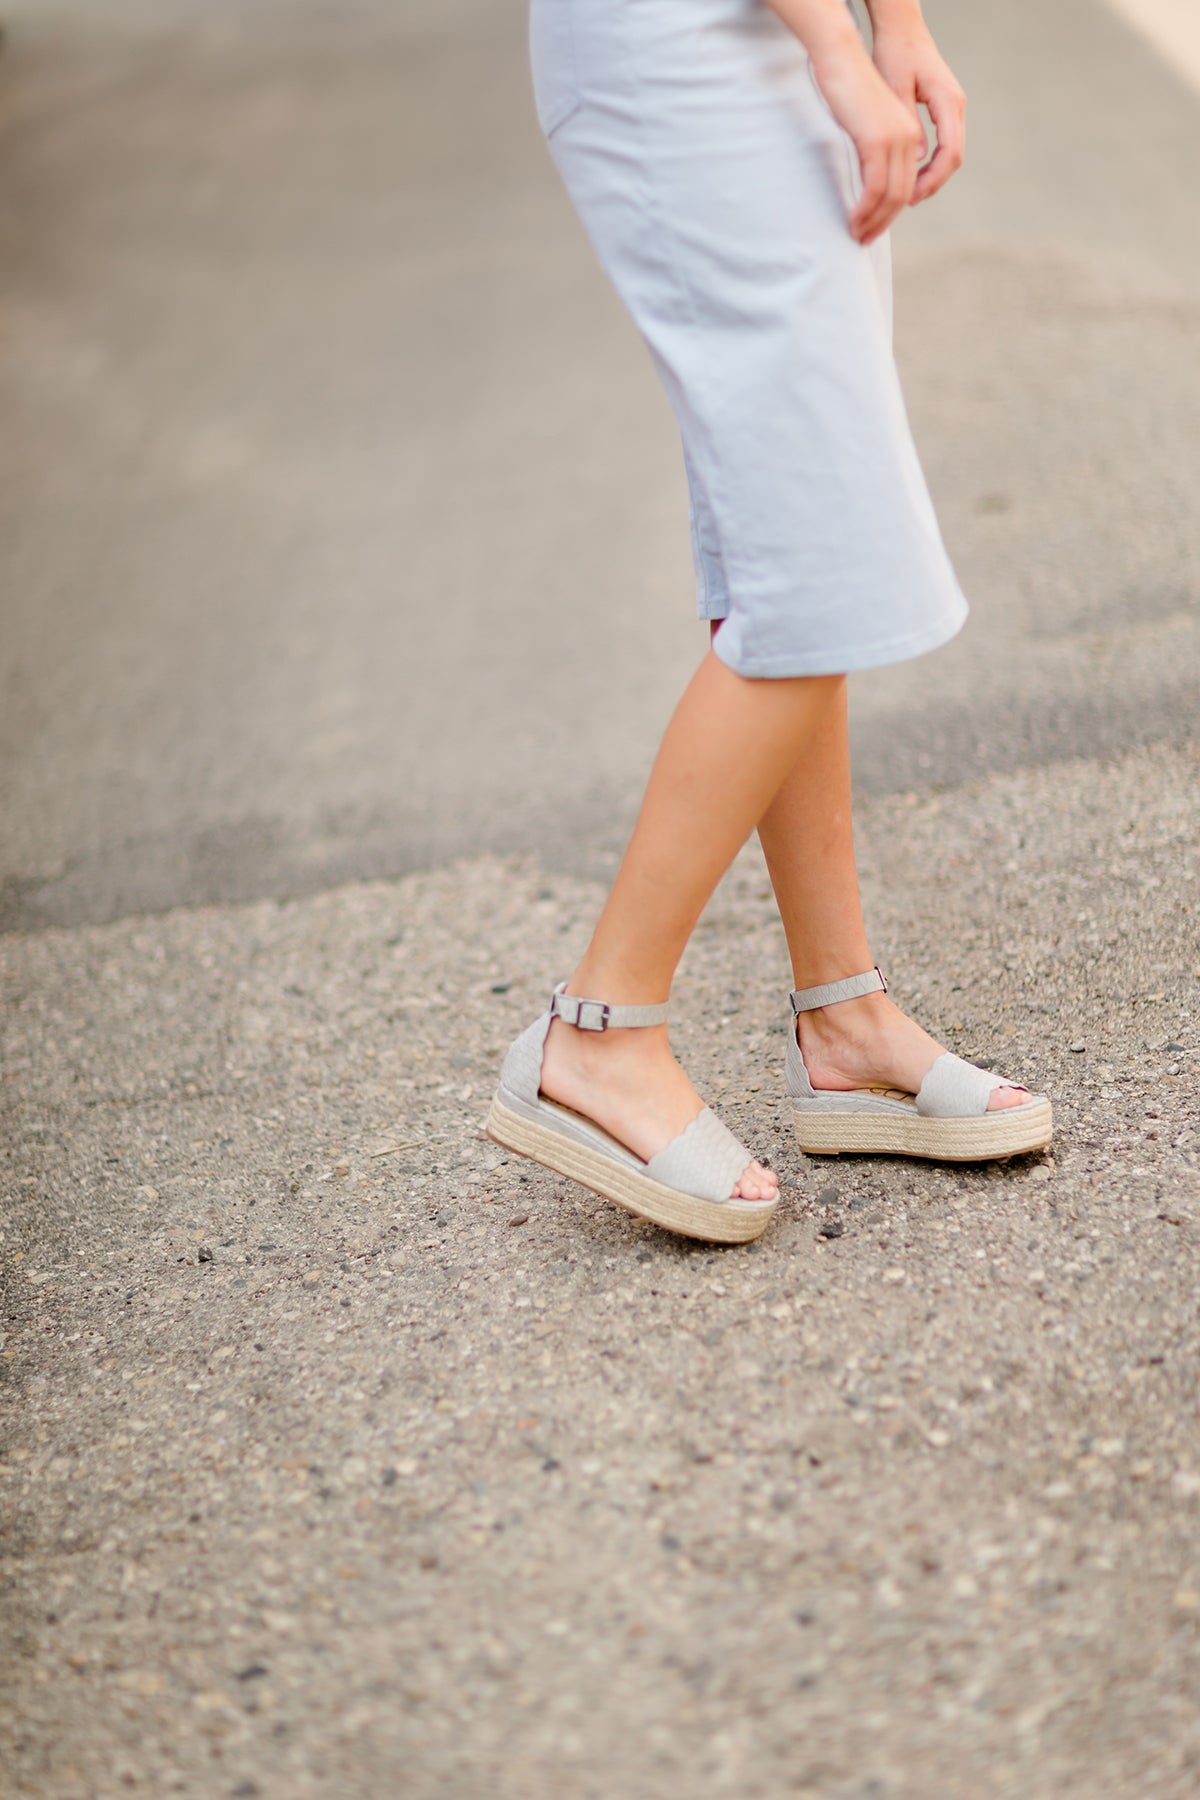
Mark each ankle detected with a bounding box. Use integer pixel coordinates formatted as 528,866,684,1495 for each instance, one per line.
545,1014,670,1069
797,989,893,1046
565,973,673,1009
790,956,877,995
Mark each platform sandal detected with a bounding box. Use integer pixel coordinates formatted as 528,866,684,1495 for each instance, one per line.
787,968,1053,1162
486,984,778,1244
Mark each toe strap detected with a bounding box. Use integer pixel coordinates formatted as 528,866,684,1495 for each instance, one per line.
646,1106,756,1204
916,1052,1008,1119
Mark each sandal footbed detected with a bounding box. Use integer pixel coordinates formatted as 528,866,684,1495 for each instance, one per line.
792,1096,1053,1161
486,1096,777,1244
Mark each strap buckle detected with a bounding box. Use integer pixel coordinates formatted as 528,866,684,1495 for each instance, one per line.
552,993,611,1032
574,999,611,1032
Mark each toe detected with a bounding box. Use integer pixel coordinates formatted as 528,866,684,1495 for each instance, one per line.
733,1158,779,1203
987,1084,1030,1112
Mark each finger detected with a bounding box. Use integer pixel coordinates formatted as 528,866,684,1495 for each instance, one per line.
849,141,891,242
913,83,966,203
861,133,916,240
856,137,918,244
853,173,898,244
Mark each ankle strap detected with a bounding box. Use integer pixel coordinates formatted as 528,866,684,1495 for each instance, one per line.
549,983,669,1032
790,967,887,1014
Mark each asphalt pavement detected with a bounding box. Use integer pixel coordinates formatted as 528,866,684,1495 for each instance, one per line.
2,3,1199,1797
1,0,1198,927
4,746,1200,1798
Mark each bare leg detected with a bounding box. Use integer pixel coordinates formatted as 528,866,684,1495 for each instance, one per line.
540,650,847,1201
756,675,1026,1110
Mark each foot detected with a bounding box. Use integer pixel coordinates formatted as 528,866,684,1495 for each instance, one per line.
538,1016,778,1203
796,990,1030,1112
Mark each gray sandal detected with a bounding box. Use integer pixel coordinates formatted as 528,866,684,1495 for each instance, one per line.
787,968,1053,1161
486,984,778,1243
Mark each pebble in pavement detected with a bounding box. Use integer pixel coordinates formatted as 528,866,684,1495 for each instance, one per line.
1,740,1198,1799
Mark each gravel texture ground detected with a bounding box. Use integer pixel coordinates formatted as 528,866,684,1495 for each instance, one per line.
2,739,1199,1799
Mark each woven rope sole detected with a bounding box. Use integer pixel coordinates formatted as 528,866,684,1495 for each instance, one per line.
486,1097,776,1244
792,1098,1052,1161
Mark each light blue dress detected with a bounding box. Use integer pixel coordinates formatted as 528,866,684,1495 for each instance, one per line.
530,0,968,678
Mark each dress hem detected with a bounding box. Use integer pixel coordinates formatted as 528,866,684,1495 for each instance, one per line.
709,596,969,679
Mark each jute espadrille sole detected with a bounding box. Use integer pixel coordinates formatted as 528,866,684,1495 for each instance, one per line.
486,1096,776,1244
793,1097,1053,1161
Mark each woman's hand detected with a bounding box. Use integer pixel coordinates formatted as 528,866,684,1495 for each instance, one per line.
765,1,926,244
808,34,927,245
765,0,965,243
869,13,966,204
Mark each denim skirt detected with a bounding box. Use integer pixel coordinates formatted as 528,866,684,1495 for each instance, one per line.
530,0,968,678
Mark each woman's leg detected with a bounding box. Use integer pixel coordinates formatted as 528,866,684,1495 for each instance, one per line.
539,649,846,1201
756,675,1025,1110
